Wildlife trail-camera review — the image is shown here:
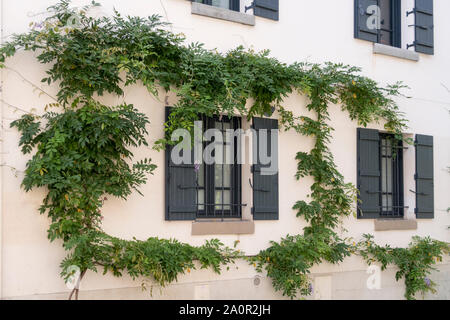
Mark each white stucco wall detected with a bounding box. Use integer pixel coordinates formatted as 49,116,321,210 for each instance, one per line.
0,0,449,300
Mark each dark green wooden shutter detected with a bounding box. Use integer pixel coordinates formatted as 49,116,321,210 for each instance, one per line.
354,0,378,42
254,0,279,21
165,107,197,221
414,0,434,55
252,118,279,220
415,134,434,219
357,128,381,219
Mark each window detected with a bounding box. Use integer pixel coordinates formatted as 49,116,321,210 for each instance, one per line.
166,107,279,222
165,111,242,221
191,0,279,24
354,0,401,48
379,133,404,217
358,129,435,220
357,128,405,219
197,116,242,219
194,0,240,12
378,0,401,47
355,0,435,55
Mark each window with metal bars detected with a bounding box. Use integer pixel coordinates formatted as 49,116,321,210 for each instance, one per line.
194,0,240,12
354,0,401,48
196,116,242,219
377,0,401,47
379,133,404,218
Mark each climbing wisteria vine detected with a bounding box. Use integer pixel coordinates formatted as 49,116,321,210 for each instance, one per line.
1,1,448,300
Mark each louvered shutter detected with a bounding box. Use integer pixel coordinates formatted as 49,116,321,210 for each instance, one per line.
254,0,279,21
357,128,381,219
165,107,197,221
414,0,434,55
252,118,279,220
354,0,379,42
415,134,434,219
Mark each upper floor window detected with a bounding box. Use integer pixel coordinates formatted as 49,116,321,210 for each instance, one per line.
378,0,401,47
191,0,279,24
354,0,434,55
355,0,401,48
194,0,240,12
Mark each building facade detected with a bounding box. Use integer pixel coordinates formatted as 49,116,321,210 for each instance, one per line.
0,0,449,300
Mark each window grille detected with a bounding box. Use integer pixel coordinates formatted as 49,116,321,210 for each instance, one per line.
379,134,405,217
194,0,240,12
196,116,243,219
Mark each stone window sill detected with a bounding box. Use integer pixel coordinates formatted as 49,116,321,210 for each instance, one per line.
374,219,418,231
373,43,420,62
191,2,255,26
192,219,255,235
